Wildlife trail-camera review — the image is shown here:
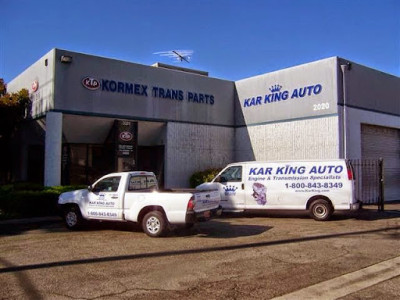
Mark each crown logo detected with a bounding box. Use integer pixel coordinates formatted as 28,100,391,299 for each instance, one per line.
269,84,282,93
224,185,238,195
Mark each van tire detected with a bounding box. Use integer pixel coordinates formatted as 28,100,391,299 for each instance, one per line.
142,211,167,237
310,199,332,221
64,206,84,229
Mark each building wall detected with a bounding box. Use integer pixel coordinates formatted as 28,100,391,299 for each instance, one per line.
235,57,339,127
53,49,235,127
234,57,340,162
336,57,400,159
6,50,400,190
341,107,400,159
7,49,56,118
165,122,234,187
338,58,400,115
235,116,339,161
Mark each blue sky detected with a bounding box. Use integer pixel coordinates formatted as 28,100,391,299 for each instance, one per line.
1,0,399,83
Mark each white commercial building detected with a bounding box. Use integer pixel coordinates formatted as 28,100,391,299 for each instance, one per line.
7,49,400,200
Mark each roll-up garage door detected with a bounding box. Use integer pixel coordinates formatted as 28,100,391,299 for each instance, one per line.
361,124,400,201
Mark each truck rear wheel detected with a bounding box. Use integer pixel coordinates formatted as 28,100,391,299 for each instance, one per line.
142,211,167,237
309,199,333,221
64,206,84,229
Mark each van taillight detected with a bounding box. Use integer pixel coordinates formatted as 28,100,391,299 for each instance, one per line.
347,165,354,180
187,197,195,211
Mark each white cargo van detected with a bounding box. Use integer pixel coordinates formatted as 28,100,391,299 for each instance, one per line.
197,160,360,221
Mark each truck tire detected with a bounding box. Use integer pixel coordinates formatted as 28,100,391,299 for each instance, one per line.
142,211,167,237
309,199,333,221
185,223,195,229
64,206,84,230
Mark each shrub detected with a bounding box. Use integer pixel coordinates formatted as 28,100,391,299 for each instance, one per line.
189,168,221,188
0,184,86,220
13,182,44,191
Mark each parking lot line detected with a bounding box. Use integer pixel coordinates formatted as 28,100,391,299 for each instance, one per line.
272,255,400,300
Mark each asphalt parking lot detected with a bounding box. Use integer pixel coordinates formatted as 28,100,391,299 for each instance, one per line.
1,205,399,299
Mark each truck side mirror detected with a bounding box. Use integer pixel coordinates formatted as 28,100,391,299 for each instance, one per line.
88,185,92,192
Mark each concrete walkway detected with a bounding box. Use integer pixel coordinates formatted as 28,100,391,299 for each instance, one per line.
272,256,400,300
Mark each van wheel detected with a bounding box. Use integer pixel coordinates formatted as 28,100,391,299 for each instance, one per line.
142,211,167,237
310,199,333,221
64,206,83,229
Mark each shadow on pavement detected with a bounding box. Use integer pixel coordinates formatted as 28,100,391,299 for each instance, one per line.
1,203,398,236
1,225,399,275
0,218,65,236
0,217,271,239
0,258,43,299
172,220,272,238
219,205,400,222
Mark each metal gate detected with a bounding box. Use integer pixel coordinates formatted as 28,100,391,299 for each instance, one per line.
350,159,384,211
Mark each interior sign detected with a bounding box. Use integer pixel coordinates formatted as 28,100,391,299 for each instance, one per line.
243,83,322,107
116,121,137,158
82,76,215,105
119,131,133,142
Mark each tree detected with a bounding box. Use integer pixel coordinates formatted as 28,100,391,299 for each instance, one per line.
0,78,31,183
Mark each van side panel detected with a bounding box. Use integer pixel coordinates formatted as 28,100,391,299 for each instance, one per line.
215,160,354,212
245,161,352,210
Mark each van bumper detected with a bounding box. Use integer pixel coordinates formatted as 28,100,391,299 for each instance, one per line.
186,206,223,223
350,202,361,210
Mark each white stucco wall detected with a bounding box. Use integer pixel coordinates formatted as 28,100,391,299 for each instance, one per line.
235,116,339,162
165,122,235,187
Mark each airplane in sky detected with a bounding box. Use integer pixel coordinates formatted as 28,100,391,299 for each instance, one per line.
153,50,194,63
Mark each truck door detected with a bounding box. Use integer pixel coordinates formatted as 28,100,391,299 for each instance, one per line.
215,165,245,210
87,175,123,220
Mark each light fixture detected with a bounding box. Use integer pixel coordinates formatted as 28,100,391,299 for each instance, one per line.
60,55,73,63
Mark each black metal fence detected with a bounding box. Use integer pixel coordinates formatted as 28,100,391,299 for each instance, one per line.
349,159,384,211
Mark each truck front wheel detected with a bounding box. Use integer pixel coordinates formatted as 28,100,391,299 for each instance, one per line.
142,211,167,237
64,206,83,230
309,199,333,221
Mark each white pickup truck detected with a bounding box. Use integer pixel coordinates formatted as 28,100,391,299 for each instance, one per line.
58,171,221,237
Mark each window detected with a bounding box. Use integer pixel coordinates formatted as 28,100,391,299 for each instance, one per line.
218,166,242,182
128,176,158,191
93,176,121,192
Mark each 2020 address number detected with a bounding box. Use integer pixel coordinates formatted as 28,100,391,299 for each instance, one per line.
313,102,330,111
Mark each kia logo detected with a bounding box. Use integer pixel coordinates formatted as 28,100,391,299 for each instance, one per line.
120,131,133,142
82,77,100,90
31,80,39,92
